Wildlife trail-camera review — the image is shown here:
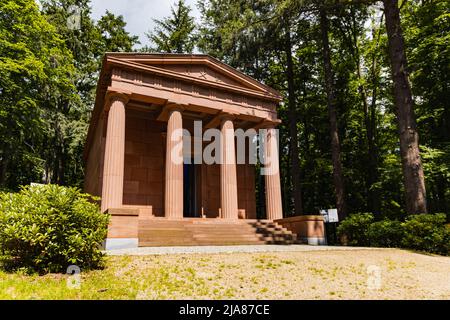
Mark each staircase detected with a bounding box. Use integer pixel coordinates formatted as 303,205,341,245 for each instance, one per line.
138,219,298,246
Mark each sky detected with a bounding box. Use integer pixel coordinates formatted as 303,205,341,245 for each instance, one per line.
90,0,201,48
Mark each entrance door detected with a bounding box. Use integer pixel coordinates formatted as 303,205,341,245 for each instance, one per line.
183,162,199,217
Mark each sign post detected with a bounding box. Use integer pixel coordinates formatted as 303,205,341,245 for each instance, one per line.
320,208,339,244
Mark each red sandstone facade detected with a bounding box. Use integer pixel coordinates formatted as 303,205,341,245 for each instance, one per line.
84,53,325,248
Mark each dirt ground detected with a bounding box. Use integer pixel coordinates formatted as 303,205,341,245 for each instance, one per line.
1,248,449,299
122,248,450,300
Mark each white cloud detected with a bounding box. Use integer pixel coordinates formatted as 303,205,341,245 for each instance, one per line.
90,0,200,48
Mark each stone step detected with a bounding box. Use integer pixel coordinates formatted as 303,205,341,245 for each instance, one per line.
185,229,257,234
193,234,261,240
139,240,265,247
140,227,257,233
184,225,256,230
255,231,295,238
138,219,298,246
254,227,292,233
257,234,297,241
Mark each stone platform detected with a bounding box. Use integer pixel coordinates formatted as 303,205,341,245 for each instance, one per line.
105,213,300,249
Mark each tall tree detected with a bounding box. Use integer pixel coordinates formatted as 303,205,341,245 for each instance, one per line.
383,0,427,214
38,0,139,187
97,10,140,53
319,9,347,220
197,0,306,215
284,21,304,215
147,0,196,53
403,0,450,214
0,0,76,189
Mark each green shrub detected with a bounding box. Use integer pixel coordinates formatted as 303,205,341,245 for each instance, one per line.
336,213,374,246
0,185,109,273
367,220,404,248
401,214,450,255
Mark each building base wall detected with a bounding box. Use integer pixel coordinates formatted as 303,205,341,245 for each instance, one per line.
275,215,326,245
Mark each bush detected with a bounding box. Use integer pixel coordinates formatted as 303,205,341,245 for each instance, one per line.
0,185,109,273
367,220,404,248
337,213,374,246
337,212,450,255
401,214,450,255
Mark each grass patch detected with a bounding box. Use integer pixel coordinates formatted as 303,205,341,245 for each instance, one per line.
0,249,448,300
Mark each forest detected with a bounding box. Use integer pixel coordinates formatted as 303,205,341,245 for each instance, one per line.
1,0,449,222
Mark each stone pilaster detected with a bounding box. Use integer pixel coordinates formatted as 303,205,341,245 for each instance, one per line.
101,92,129,213
220,115,239,219
164,105,184,219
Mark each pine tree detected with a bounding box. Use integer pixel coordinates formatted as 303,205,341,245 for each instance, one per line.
383,0,427,214
97,10,140,53
146,0,196,53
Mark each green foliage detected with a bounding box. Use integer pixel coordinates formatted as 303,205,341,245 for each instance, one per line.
337,213,374,246
0,0,139,190
0,0,448,244
97,10,140,53
197,0,449,218
146,0,196,53
337,213,449,255
401,214,450,255
0,0,76,188
0,185,109,274
402,1,450,215
367,220,404,248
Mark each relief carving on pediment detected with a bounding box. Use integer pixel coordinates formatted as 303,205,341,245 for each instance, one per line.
112,67,276,113
154,64,241,87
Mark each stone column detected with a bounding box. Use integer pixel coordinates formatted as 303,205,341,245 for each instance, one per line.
164,105,184,219
220,115,239,219
101,92,129,213
263,126,283,220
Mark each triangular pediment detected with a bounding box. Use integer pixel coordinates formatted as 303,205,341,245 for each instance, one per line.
150,64,244,87
104,53,282,100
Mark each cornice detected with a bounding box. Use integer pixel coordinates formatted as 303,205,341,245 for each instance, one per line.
106,56,282,103
106,53,283,99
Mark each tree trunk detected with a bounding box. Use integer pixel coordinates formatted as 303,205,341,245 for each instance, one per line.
353,33,381,216
0,153,8,187
319,9,347,221
361,29,381,216
284,133,293,214
334,8,382,215
383,0,427,214
285,27,304,215
367,83,381,215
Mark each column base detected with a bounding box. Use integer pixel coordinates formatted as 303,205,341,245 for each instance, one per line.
299,236,327,245
103,238,138,250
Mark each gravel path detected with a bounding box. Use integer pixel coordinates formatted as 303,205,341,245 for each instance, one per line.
106,244,377,256
107,248,450,299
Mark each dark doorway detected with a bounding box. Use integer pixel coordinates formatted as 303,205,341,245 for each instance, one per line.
183,162,199,217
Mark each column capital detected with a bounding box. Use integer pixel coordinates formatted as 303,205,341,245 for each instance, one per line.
105,88,131,106
218,112,238,123
165,102,185,113
204,111,237,129
253,118,282,130
157,102,185,121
